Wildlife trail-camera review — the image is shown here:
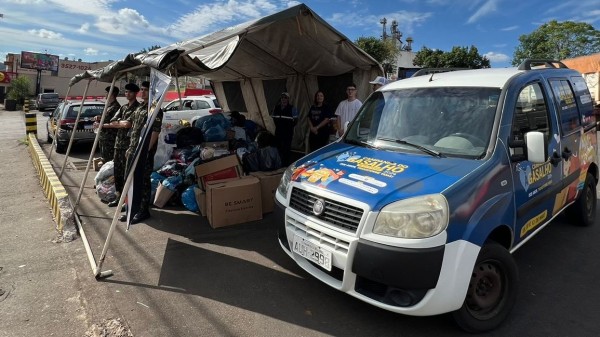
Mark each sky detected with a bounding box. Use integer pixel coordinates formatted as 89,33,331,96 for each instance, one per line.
1,0,599,69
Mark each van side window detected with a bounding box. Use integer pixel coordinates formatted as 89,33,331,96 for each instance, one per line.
511,83,550,143
549,79,580,134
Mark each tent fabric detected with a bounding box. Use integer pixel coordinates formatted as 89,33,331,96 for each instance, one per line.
70,3,383,151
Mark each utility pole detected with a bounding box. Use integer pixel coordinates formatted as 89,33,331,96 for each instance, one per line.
380,18,388,40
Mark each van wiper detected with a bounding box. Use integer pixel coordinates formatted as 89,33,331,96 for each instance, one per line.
345,138,377,149
376,137,445,158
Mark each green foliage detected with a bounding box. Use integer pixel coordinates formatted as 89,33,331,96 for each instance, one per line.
512,20,600,66
413,45,490,68
355,36,399,74
7,76,31,103
138,45,162,54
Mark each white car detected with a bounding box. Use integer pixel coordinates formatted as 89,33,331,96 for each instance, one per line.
162,95,222,124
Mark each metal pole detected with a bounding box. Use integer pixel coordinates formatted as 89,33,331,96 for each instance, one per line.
94,146,142,278
59,80,91,177
48,86,71,161
73,77,118,212
174,68,183,110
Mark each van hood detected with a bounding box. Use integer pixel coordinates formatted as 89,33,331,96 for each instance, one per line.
291,142,484,210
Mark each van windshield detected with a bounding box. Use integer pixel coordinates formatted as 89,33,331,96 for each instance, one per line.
345,87,501,158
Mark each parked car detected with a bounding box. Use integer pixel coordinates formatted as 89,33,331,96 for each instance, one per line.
46,101,106,153
35,93,60,111
275,59,597,332
162,95,222,124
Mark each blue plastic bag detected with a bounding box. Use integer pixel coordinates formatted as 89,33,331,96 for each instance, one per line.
181,186,199,212
162,175,183,192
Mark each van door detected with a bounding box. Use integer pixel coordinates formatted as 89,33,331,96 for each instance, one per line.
548,78,587,210
510,82,562,243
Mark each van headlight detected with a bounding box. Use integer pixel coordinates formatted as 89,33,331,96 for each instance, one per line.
277,164,296,197
373,194,449,239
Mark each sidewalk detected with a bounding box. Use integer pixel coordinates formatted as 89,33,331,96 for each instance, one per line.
0,109,90,336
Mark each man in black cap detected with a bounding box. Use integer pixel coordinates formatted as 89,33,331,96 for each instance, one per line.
95,86,120,162
102,82,140,207
119,81,162,224
271,92,298,166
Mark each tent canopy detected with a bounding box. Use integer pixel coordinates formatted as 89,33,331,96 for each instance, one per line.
70,3,383,150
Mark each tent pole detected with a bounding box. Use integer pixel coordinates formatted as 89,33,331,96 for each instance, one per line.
59,80,91,178
49,86,71,161
302,76,312,155
73,77,118,212
174,68,183,110
248,79,267,128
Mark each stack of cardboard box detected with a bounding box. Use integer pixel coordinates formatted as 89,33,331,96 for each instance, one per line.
192,154,284,228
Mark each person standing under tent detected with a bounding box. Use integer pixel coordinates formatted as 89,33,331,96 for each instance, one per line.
271,92,298,166
307,90,333,152
369,76,388,92
335,83,362,138
119,81,163,224
103,83,140,208
95,86,121,162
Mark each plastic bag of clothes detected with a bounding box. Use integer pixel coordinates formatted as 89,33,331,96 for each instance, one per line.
181,186,199,212
162,175,183,192
194,113,229,142
157,160,187,177
175,127,204,148
96,176,116,202
94,160,114,186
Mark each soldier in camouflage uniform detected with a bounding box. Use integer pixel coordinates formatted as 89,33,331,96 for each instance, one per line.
95,86,121,162
103,83,140,207
119,81,163,224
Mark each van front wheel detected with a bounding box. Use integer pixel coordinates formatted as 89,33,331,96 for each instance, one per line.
566,173,596,227
452,242,518,333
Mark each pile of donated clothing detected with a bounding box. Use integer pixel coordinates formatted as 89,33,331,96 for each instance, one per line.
95,112,282,212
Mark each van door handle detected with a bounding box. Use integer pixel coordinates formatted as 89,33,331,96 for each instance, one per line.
550,151,561,166
562,147,572,161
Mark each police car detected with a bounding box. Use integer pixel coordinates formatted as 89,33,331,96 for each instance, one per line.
275,59,597,332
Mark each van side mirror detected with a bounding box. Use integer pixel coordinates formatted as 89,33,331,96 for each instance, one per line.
509,131,546,163
525,131,546,163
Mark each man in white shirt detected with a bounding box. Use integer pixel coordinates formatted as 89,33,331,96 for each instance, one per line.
335,83,362,137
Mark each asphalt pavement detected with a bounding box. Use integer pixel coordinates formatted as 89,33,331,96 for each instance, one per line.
1,106,600,337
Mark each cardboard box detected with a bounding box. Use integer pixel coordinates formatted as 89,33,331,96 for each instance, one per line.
194,186,206,216
153,182,175,208
93,157,104,171
195,154,243,190
205,176,262,228
250,168,286,213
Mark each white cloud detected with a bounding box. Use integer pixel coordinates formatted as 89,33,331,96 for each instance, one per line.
78,23,90,33
485,51,509,63
165,0,279,38
28,28,63,39
467,0,498,24
96,8,150,35
84,47,98,55
501,25,518,31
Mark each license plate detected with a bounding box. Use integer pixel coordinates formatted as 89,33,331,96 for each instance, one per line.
292,236,332,271
84,124,93,130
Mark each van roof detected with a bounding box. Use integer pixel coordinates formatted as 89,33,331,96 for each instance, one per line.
384,68,523,90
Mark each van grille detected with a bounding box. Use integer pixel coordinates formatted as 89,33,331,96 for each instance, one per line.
290,187,363,232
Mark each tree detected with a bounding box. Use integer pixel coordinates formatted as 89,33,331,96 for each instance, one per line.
138,45,161,54
413,45,490,68
7,76,31,104
512,20,600,66
355,36,399,74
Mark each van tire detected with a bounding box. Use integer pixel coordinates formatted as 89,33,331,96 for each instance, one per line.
566,173,596,227
452,242,518,333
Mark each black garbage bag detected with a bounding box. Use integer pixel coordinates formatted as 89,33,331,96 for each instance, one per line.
176,127,204,148
242,146,282,172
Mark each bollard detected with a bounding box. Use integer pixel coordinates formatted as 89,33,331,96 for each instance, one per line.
24,99,37,135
